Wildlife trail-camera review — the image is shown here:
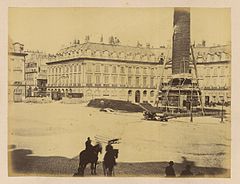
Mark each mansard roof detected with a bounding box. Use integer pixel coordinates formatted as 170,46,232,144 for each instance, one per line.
57,42,168,56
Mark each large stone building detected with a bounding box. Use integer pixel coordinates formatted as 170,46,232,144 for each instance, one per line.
46,42,168,102
46,41,231,106
25,50,50,97
8,39,28,102
192,43,231,105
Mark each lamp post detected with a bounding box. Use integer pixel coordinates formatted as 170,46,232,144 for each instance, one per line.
100,100,104,110
190,82,193,122
221,98,224,123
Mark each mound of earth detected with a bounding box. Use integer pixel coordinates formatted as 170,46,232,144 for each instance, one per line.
87,99,144,112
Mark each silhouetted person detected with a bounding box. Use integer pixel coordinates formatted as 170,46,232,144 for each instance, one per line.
106,142,113,152
104,142,117,176
85,137,93,152
180,164,193,177
165,161,176,177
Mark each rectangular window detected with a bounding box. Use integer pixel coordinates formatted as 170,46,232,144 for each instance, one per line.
66,76,69,86
136,67,140,74
112,75,117,84
87,64,92,72
150,77,154,88
96,74,100,84
143,68,147,74
104,75,109,84
69,74,72,86
87,74,92,84
78,75,81,86
120,66,125,74
128,76,132,86
151,68,154,75
112,66,117,73
104,65,109,73
73,74,76,86
74,65,77,72
214,68,217,76
121,76,125,85
206,68,210,76
78,65,81,72
136,77,140,87
128,67,132,74
143,76,147,87
220,67,224,76
96,64,100,72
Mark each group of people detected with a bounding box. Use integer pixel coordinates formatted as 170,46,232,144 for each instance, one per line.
165,161,193,177
85,137,117,176
85,138,193,177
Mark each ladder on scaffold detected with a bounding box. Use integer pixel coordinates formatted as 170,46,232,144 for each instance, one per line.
155,45,205,115
154,46,171,108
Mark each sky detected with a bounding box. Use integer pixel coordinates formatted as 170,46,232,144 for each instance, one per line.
9,8,231,54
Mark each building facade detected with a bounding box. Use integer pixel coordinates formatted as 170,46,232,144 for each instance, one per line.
193,44,231,105
46,41,231,105
25,50,50,97
46,42,168,102
8,40,28,102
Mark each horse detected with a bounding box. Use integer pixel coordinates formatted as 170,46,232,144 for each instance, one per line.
103,149,119,176
75,143,102,176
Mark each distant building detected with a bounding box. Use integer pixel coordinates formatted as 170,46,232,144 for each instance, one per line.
163,43,231,106
8,39,28,102
25,50,50,97
193,44,231,105
46,42,168,102
46,41,231,105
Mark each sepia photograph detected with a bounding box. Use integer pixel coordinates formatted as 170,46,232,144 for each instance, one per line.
8,7,231,177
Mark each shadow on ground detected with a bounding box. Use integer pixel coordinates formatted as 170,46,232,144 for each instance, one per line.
8,148,230,177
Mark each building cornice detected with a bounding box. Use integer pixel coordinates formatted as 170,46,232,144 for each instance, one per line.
9,52,28,57
46,57,162,66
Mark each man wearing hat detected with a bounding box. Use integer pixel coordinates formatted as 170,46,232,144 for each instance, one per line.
165,161,176,177
85,137,93,153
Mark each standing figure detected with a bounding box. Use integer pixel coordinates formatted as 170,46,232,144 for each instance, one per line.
75,141,102,176
165,161,176,177
85,137,93,152
103,142,118,176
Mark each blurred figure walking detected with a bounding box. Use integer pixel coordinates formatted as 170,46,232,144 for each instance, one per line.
165,161,176,177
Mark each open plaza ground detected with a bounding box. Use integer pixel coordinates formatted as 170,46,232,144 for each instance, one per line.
8,102,231,177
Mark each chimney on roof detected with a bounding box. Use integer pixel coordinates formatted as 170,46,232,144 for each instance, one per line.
137,41,142,48
202,40,206,47
115,37,120,45
109,36,114,45
85,35,90,43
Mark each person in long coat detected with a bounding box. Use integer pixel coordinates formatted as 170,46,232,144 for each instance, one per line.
165,161,176,177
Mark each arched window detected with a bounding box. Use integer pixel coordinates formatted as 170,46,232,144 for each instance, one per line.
136,67,140,74
143,90,147,97
150,90,154,97
120,66,125,74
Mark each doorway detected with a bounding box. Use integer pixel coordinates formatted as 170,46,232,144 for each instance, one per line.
135,90,140,103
